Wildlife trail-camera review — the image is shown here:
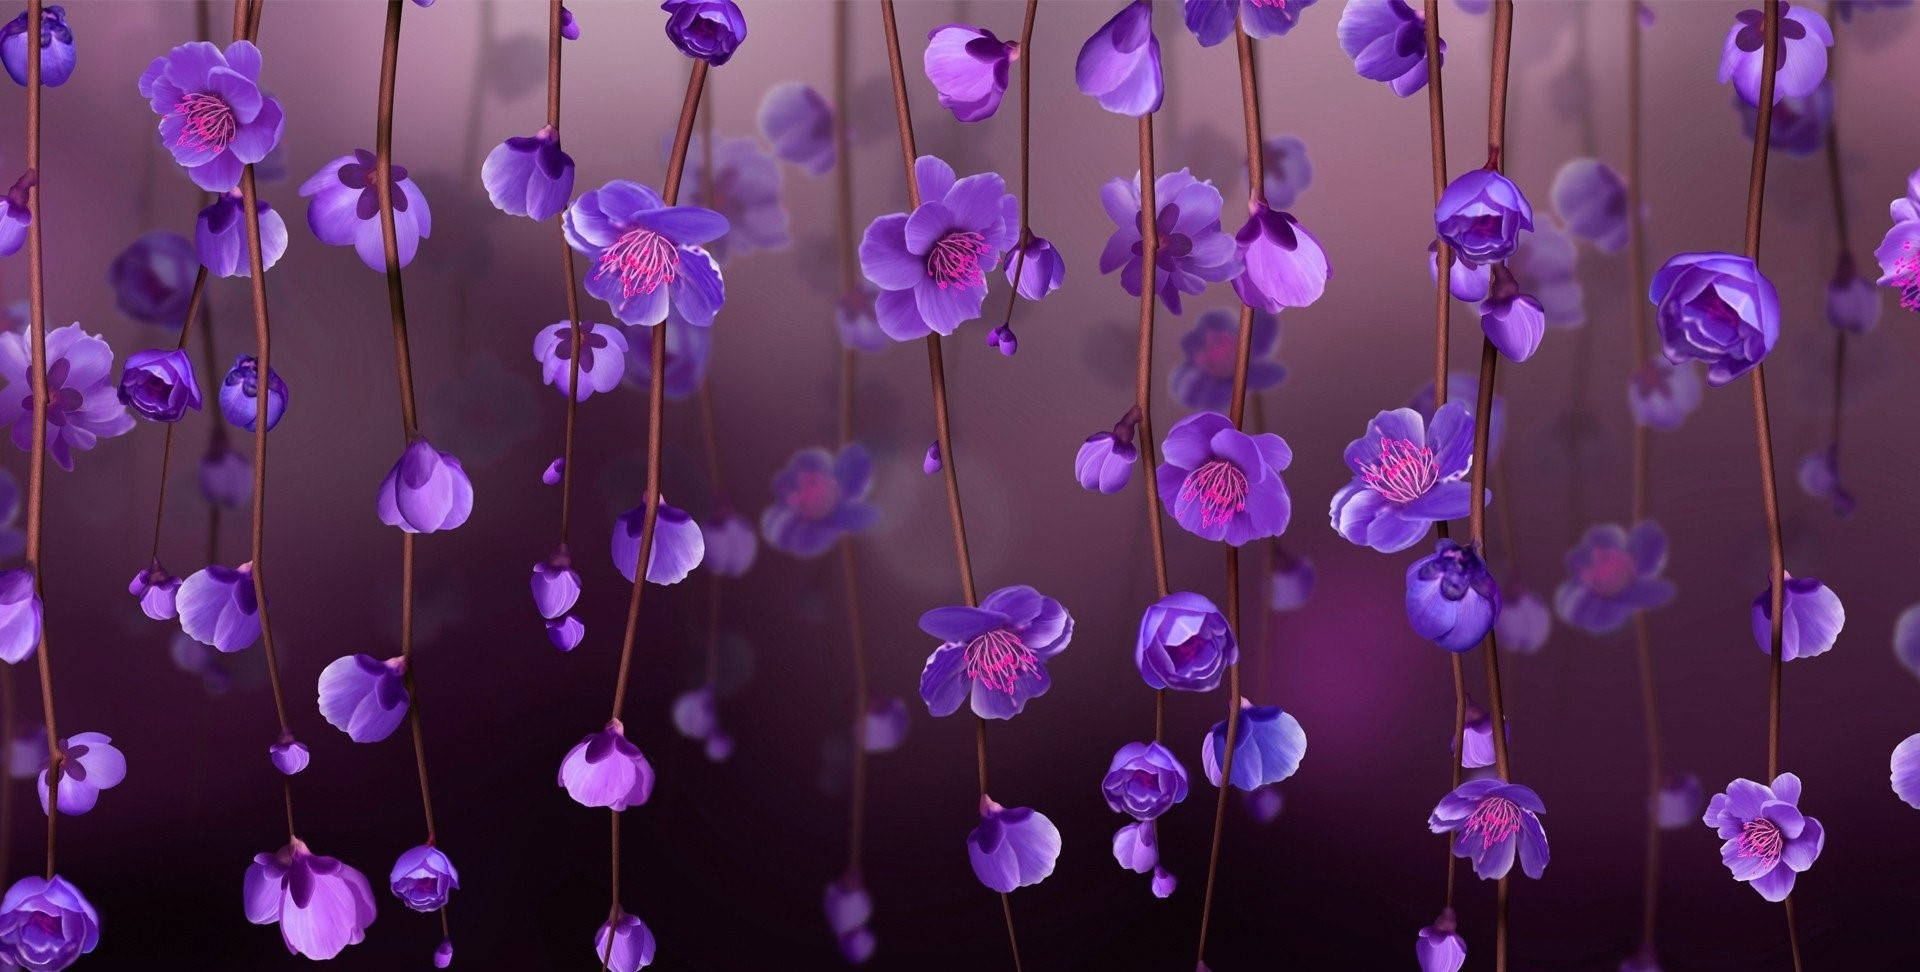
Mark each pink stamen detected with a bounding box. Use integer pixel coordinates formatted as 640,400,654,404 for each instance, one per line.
172,92,237,151
597,228,679,300
1464,796,1522,845
1580,547,1636,598
1896,240,1920,312
964,628,1038,694
1736,818,1784,868
1180,459,1249,529
789,469,840,520
1249,0,1287,7
1359,437,1438,505
1196,329,1238,379
927,231,991,290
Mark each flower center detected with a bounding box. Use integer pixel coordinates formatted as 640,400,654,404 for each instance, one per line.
789,469,840,520
1249,0,1287,8
1180,459,1249,528
1894,238,1920,312
598,228,679,300
1360,437,1438,505
1736,818,1784,868
1464,796,1522,845
1196,329,1237,379
964,628,1038,694
927,231,990,289
172,92,237,151
1580,547,1636,598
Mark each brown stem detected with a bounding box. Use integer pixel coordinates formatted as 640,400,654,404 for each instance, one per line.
995,0,1040,330
1135,115,1170,604
549,0,585,545
147,268,213,562
1821,4,1848,472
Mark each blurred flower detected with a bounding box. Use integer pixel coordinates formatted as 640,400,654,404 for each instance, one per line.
613,498,705,585
1202,699,1307,791
969,796,1061,892
1655,772,1703,830
629,314,712,400
1135,591,1236,692
682,134,788,262
108,232,196,325
197,190,287,277
759,444,876,558
317,654,409,743
37,732,124,815
858,155,1016,340
0,874,98,970
0,323,134,469
137,40,283,191
1627,357,1703,430
1549,159,1627,253
566,180,727,327
1703,773,1823,901
1101,740,1189,820
1750,575,1843,661
862,697,909,753
176,563,258,653
1099,168,1239,315
481,126,574,221
670,687,716,741
1494,587,1550,655
1156,410,1292,545
1268,546,1314,611
757,82,834,175
535,321,627,401
835,287,887,353
1338,0,1442,97
1257,135,1313,209
701,513,756,577
300,149,433,271
1408,539,1500,652
376,439,474,533
1737,79,1831,156
118,348,201,423
1553,521,1675,635
1796,445,1855,517
218,354,286,432
1826,252,1881,334
1719,4,1831,106
918,585,1072,720
1076,1,1162,116
389,845,459,913
245,840,376,960
1,4,72,87
924,24,1016,123
1331,403,1473,553
661,0,746,66
1510,221,1584,328
559,720,655,810
1430,778,1549,880
1649,251,1779,386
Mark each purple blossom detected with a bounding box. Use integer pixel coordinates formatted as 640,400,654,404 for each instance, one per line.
1892,734,1920,809
1075,1,1162,117
1429,240,1491,301
1703,773,1823,901
1826,252,1881,334
918,585,1073,720
1416,909,1466,972
1719,4,1832,106
1135,591,1237,692
630,315,712,400
560,5,580,38
1549,159,1628,253
218,354,286,432
1751,575,1844,661
0,175,25,258
389,845,459,912
1202,699,1307,790
1478,266,1546,362
270,734,308,776
1102,740,1189,820
137,40,283,191
559,720,654,810
176,563,258,653
244,839,377,960
858,155,1016,340
0,568,37,664
1797,445,1855,517
613,498,706,585
1875,214,1920,312
700,513,756,577
1256,135,1313,210
922,440,942,474
37,732,124,816
0,323,134,470
1112,819,1157,873
1494,587,1550,655
1436,169,1533,266
1006,235,1065,301
1268,546,1314,611
822,878,870,937
682,134,788,262
1407,539,1501,652
197,190,288,278
118,348,201,423
377,439,474,534
594,912,656,972
1656,772,1703,830
1454,696,1504,769
834,288,886,353
1183,0,1315,45
757,82,834,175
199,442,250,508
1553,521,1676,635
546,616,584,652
1511,221,1584,328
1649,251,1780,386
317,654,409,743
661,0,746,66
1156,410,1292,545
435,938,454,968
759,444,875,558
1738,80,1832,156
670,687,716,741
1099,168,1239,315
968,796,1061,892
1075,407,1140,494
1627,356,1703,430
128,562,181,621
1330,403,1473,553
299,149,433,272
1430,778,1549,880
535,321,627,400
566,180,727,327
1151,866,1176,898
1234,204,1329,312
1338,0,1442,97
924,24,1016,123
0,875,97,970
481,126,574,221
108,231,196,325
1,5,72,87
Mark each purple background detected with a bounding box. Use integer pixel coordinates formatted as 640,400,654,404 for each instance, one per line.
3,0,1919,968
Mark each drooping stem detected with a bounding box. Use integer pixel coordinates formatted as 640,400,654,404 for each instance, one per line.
550,0,585,546
995,0,1040,328
1134,114,1171,744
1821,1,1848,483
146,268,213,562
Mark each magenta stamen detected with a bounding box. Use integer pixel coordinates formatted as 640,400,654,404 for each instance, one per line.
1463,796,1522,845
596,227,680,300
171,92,237,151
1736,818,1784,868
1895,240,1920,312
1180,459,1249,529
789,469,840,520
1359,436,1438,505
927,231,991,289
1580,547,1636,598
964,628,1038,694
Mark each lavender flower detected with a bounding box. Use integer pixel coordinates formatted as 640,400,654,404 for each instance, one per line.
1430,240,1491,301
822,879,871,937
1826,253,1881,334
678,136,790,263
1751,575,1844,661
1075,1,1162,116
1156,410,1292,545
535,321,627,400
1135,591,1237,692
922,441,942,474
924,24,1016,123
1703,773,1823,901
1416,909,1466,972
858,155,1016,340
37,732,124,816
299,149,433,272
0,568,36,664
546,616,584,652
0,875,98,970
128,562,181,621
270,733,309,776
317,654,409,743
1430,778,1549,880
594,912,656,972
218,354,286,432
1550,159,1628,253
244,839,377,960
1478,266,1546,363
0,174,25,258
377,439,474,534
1257,135,1313,209
1454,696,1502,769
1233,204,1330,312
565,180,727,327
1338,0,1442,97
759,444,875,558
389,845,459,912
435,938,455,968
1494,587,1550,655
1407,539,1501,652
1738,80,1831,156
559,720,654,810
1184,0,1315,45
176,563,258,653
1151,867,1176,898
700,513,756,577
1719,4,1832,106
118,348,201,423
0,323,135,470
1511,221,1584,327
919,585,1073,720
968,796,1061,892
670,687,716,741
1436,169,1533,266
1101,740,1189,820
137,40,283,191
481,126,574,221
757,82,834,175
199,442,251,508
1892,734,1920,809
1,5,72,87
1553,521,1676,635
1006,235,1065,301
108,231,196,325
1112,819,1157,873
1268,547,1314,611
1797,445,1855,517
1649,251,1780,386
1656,772,1703,829
661,0,746,66
613,499,706,585
1330,403,1474,553
1099,168,1239,315
1876,215,1920,313
629,314,712,400
1075,407,1140,495
1202,699,1307,790
1627,357,1703,430
197,190,288,277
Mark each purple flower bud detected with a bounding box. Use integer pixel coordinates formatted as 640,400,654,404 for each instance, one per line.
177,562,259,653
969,796,1061,892
0,176,26,258
1101,740,1190,820
1006,234,1065,300
671,687,717,740
377,439,474,534
1203,699,1308,790
128,562,181,621
138,41,284,192
1649,251,1780,386
1719,4,1832,106
317,654,410,743
593,912,656,972
559,720,655,810
1751,575,1844,661
1655,771,1703,830
299,148,433,272
1826,252,1881,334
534,320,627,401
758,82,835,175
108,231,196,325
2,5,75,87
986,323,1019,356
541,456,565,485
1135,591,1236,692
245,839,377,960
822,878,871,936
1407,539,1501,652
1076,1,1162,117
1150,866,1176,898
197,190,288,278
545,615,584,652
924,24,1017,123
482,127,575,221
198,442,251,508
1111,819,1157,873
1478,268,1546,363
1429,241,1491,301
37,732,125,816
613,498,705,585
434,937,454,968
700,513,757,577
270,734,309,776
218,354,287,432
1233,204,1330,312
838,926,874,964
861,696,909,753
530,548,582,619
660,0,746,66
389,844,460,913
1416,909,1466,972
0,570,41,664
1074,430,1136,495
1435,169,1534,266
118,348,202,423
923,441,942,474
0,874,99,970
704,730,734,762
1550,158,1628,253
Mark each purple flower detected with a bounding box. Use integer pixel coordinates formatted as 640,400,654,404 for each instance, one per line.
1151,866,1176,898
1338,0,1442,97
968,796,1061,892
1454,696,1504,769
218,354,286,432
1170,311,1283,413
1436,169,1533,266
1135,591,1236,692
389,845,458,912
137,40,283,192
0,568,37,664
1184,0,1315,45
1331,403,1473,553
546,616,584,652
481,126,574,221
535,321,627,400
1627,356,1703,430
1511,221,1584,328
1233,204,1329,312
1553,520,1676,635
1751,575,1844,661
1409,373,1506,464
1796,445,1855,517
176,563,258,653
1257,135,1313,210
1720,4,1832,106
244,839,377,960
1269,547,1314,611
1703,773,1823,901
1826,253,1881,334
1737,80,1831,156
629,314,712,400
1156,410,1292,545
128,562,181,621
1099,168,1239,315
922,441,942,474
1076,1,1162,116
1430,777,1549,880
197,189,288,278
613,498,706,585
1202,699,1307,790
270,733,309,776
1112,820,1157,873
757,82,834,175
858,155,1017,340
0,875,97,970
700,513,756,577
0,175,25,258
559,720,655,810
317,654,409,743
1407,539,1501,652
759,444,875,558
1429,240,1491,301
661,0,746,66
1549,158,1628,253
199,442,251,508
1494,587,1550,655
1102,740,1189,820
377,439,473,533
822,878,870,937
108,231,196,325
855,697,908,753
670,687,716,741
594,911,656,971
0,323,135,470
118,348,201,423
1416,909,1466,972
565,180,727,327
1892,734,1920,809
561,5,580,39
36,732,124,816
1006,235,1065,301
1477,267,1546,363
924,24,1016,123
682,134,788,263
1655,772,1703,830
1874,215,1920,313
1649,251,1780,386
1075,407,1141,494
299,149,433,272
918,585,1073,720
1,5,72,87
435,938,454,968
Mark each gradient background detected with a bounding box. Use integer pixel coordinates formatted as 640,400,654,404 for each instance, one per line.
2,0,1918,968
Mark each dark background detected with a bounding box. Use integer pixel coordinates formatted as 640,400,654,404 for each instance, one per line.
2,0,1918,968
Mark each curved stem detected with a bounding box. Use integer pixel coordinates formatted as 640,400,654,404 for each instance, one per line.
146,269,213,562
550,0,584,546
995,0,1039,329
1135,114,1172,747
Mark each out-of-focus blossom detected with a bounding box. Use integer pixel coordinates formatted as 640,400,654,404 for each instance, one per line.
1554,521,1675,635
1203,699,1307,791
1156,410,1292,545
968,796,1060,892
1,5,73,87
1172,309,1283,413
0,323,134,469
1099,168,1239,315
377,439,473,534
682,134,788,262
1258,135,1313,209
1702,773,1823,901
1331,403,1473,553
661,0,746,66
1655,772,1703,830
559,720,654,810
118,348,201,423
176,562,259,653
0,874,98,970
1826,252,1881,334
629,315,712,401
760,444,875,558
1738,80,1831,156
36,732,124,815
1650,252,1779,386
1076,1,1162,116
245,840,376,960
1495,587,1550,655
835,287,887,353
482,127,574,221
1750,575,1843,661
1268,546,1314,611
1627,357,1704,430
1246,783,1284,823
919,586,1073,720
862,697,909,753
1134,591,1236,692
197,190,288,277
1338,0,1442,97
1510,220,1584,328
1796,445,1855,517
317,654,409,743
219,354,286,433
1454,696,1503,769
137,40,283,191
300,149,433,272
389,845,459,913
924,24,1016,123
1430,778,1549,880
1407,539,1501,652
1102,740,1189,820
1719,4,1832,106
613,499,706,585
857,155,1015,340
535,321,627,401
108,232,196,325
1436,169,1533,266
200,441,251,508
701,513,756,577
757,82,834,175
1184,0,1315,45
1550,159,1627,253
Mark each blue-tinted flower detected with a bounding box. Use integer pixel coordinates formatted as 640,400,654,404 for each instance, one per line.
0,323,134,470
919,585,1073,720
118,348,201,423
560,720,654,809
1099,168,1239,315
858,155,1016,340
682,134,786,262
218,354,285,432
1076,1,1162,116
1102,740,1189,820
1826,253,1881,334
760,444,875,558
1553,521,1675,635
1703,773,1823,901
1338,0,1441,97
613,498,705,585
1430,778,1549,880
701,513,756,577
661,0,745,66
1550,158,1627,253
317,654,408,743
389,845,458,913
1233,203,1329,312
1627,356,1703,430
377,439,473,533
630,314,713,400
1495,587,1550,655
757,82,833,175
270,733,308,776
924,24,1016,123
1751,575,1843,661
1649,251,1780,386
137,40,282,191
244,839,377,960
1738,79,1831,156
197,189,287,278
481,126,574,221
37,732,124,816
968,796,1060,892
1331,403,1473,553
1112,819,1157,873
1436,169,1533,266
1075,407,1140,495
108,231,196,325
1416,909,1466,972
1656,772,1703,829
1184,0,1315,45
593,911,656,972
1156,410,1292,545
1202,698,1307,791
1407,539,1500,652
0,874,98,970
535,321,626,400
1135,591,1236,692
176,563,258,653
0,567,37,664
1719,4,1832,106
128,562,181,621
568,181,727,328
299,149,433,272
1006,235,1064,300
1,5,72,87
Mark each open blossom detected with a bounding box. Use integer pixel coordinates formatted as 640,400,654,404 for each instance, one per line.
219,354,286,432
968,796,1061,893
1719,3,1832,106
759,444,875,558
1875,214,1920,312
245,839,377,960
1099,168,1239,315
1430,778,1549,880
924,24,1016,123
919,585,1072,720
1407,539,1500,652
757,82,834,175
1331,403,1474,553
1553,521,1676,635
137,40,284,192
197,190,288,277
0,323,135,470
481,126,574,221
300,149,433,272
1550,158,1628,253
176,563,259,653
1627,356,1703,430
108,231,196,325
1703,773,1823,901
559,720,655,810
661,0,746,66
613,499,706,585
37,732,125,816
0,875,98,971
594,911,657,972
1203,699,1307,791
389,845,459,913
1649,251,1779,386
1075,1,1162,116
1156,410,1292,545
2,5,74,87
1338,0,1442,97
0,568,37,664
317,654,409,743
1233,203,1329,312
1135,591,1236,692
1751,575,1843,661
535,321,627,400
1436,169,1533,266
118,348,201,423
858,155,1016,340
1184,0,1315,45
682,134,788,262
1102,741,1189,820
567,180,727,327
377,439,474,534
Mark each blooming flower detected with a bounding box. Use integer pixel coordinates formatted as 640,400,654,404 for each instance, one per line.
1184,0,1316,45
1719,3,1832,106
1202,699,1307,790
0,874,98,970
389,845,458,913
968,796,1061,892
0,323,135,470
1233,203,1330,312
177,563,259,653
108,231,196,325
700,512,756,577
36,732,125,816
1826,252,1881,334
918,585,1073,720
1135,591,1237,692
1156,410,1292,545
1702,773,1823,901
377,439,473,534
858,155,1016,340
559,720,654,810
0,568,36,664
1436,169,1533,266
1075,407,1141,495
1875,216,1920,312
661,0,746,66
1430,777,1549,880
1627,356,1703,430
1649,251,1780,386
1892,734,1920,809
1112,819,1157,873
534,321,627,400
1407,539,1500,652
924,24,1016,123
613,499,705,585
1330,403,1473,553
1549,158,1627,253
245,839,377,960
1494,587,1550,655
1,5,72,87
1338,0,1442,97
118,348,201,423
317,654,409,743
629,314,712,400
481,126,574,221
1655,772,1703,829
199,441,250,508
1006,235,1065,301
1553,521,1676,635
1796,445,1855,517
1099,168,1239,315
1075,1,1162,116
759,444,876,558
1416,909,1466,972
1101,740,1189,820
137,40,283,191
1750,575,1843,661
270,733,309,776
218,354,286,432
757,82,834,175
128,562,180,621
299,149,433,272
565,180,727,327
197,189,288,278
